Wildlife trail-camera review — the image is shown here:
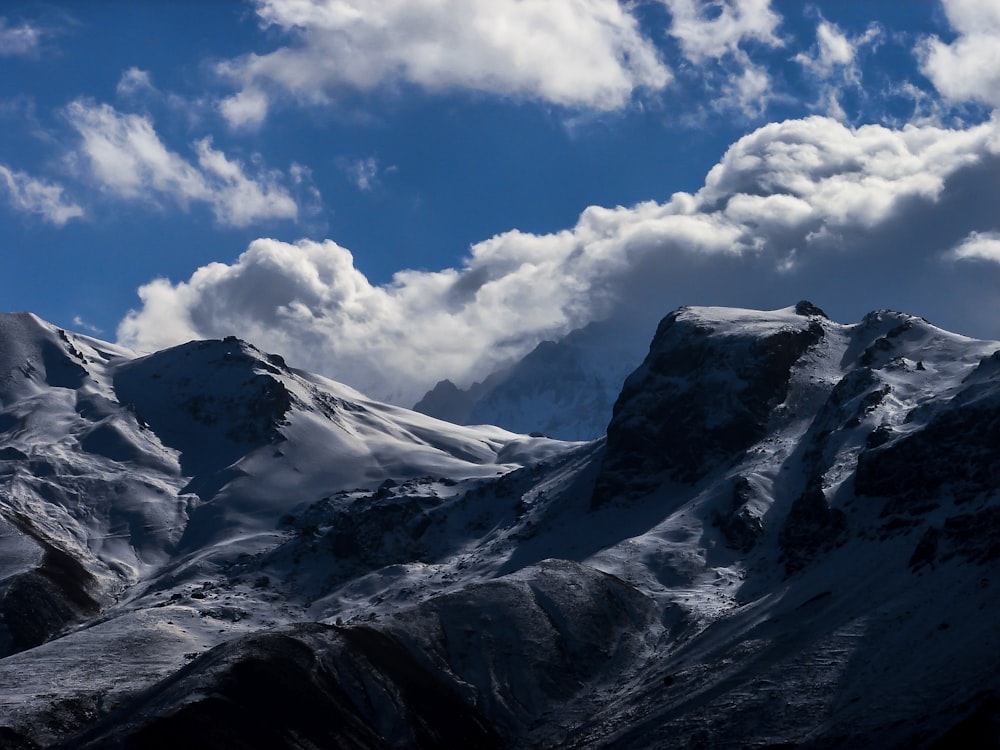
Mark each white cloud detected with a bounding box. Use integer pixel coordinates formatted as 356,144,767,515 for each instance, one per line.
341,156,382,192
65,100,300,227
794,20,881,120
0,163,83,224
662,0,782,62
116,67,154,97
715,52,772,117
660,0,782,119
113,69,214,129
948,230,1000,263
920,0,1000,107
218,87,269,129
72,315,103,334
0,17,42,57
217,0,671,126
796,21,855,76
118,114,1000,405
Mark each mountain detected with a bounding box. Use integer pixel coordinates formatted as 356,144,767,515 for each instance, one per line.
414,319,649,440
2,303,1000,748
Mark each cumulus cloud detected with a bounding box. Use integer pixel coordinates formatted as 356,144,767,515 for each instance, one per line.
118,113,1000,405
65,99,299,227
0,163,83,224
217,0,671,126
948,230,1000,263
920,0,1000,107
0,17,43,57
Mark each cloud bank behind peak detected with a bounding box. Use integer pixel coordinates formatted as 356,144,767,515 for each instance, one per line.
117,113,1000,406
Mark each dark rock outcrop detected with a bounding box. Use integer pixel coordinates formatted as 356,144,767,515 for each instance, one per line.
714,476,766,553
778,485,848,573
68,624,502,750
0,515,100,657
856,371,1000,510
592,306,825,505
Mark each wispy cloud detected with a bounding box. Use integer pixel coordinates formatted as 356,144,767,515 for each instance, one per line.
795,18,881,120
65,99,301,227
662,0,782,62
0,163,83,225
714,51,773,118
338,156,393,192
0,17,43,57
660,0,783,121
72,315,103,334
947,230,1000,263
115,67,155,98
797,21,852,75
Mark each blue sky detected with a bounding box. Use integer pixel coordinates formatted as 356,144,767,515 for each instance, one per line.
2,0,1000,404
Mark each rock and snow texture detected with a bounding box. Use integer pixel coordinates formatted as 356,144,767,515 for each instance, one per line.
415,319,649,440
2,304,1000,748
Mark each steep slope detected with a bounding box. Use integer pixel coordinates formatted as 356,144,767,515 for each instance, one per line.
110,336,558,559
0,313,183,657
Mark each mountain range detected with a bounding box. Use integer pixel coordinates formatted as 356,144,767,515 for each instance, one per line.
1,302,999,748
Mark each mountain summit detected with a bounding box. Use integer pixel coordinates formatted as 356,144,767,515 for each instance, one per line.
2,304,1000,748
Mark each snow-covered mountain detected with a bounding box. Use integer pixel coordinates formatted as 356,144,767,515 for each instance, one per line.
2,303,1000,748
414,319,650,440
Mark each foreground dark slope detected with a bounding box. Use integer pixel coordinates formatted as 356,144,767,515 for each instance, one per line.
2,303,1000,748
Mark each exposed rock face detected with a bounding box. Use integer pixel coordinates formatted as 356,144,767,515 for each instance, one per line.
778,485,848,573
592,304,825,505
713,476,766,553
856,354,1000,509
909,506,1000,570
0,515,100,657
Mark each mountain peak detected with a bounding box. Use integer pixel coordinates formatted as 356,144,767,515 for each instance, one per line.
594,303,829,503
794,299,828,317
